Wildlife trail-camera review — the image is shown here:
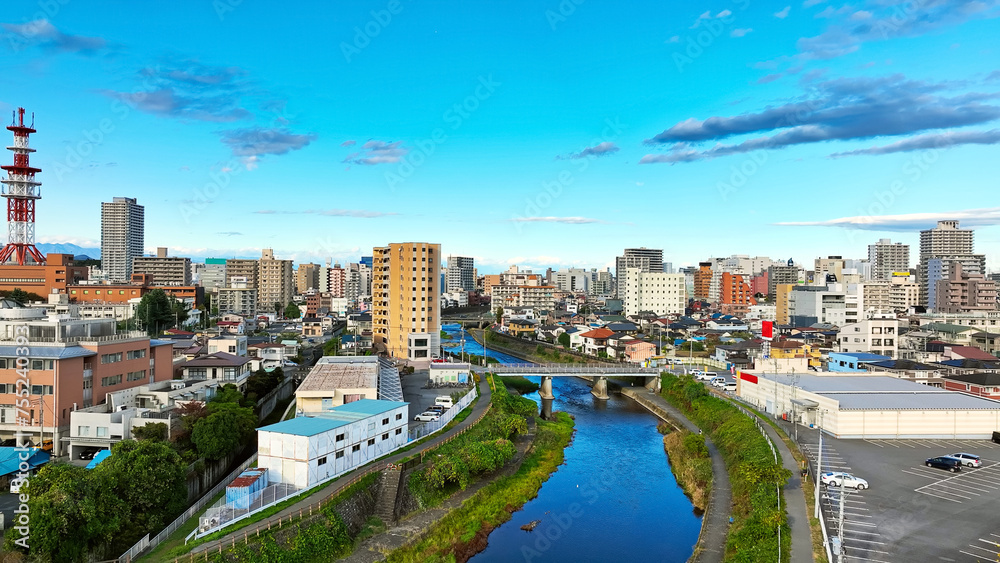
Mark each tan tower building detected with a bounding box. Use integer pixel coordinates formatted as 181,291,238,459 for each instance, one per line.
372,242,441,365
258,249,294,315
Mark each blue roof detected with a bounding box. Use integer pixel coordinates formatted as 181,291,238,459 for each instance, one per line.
332,399,408,417
830,352,891,361
0,345,95,359
258,416,350,436
86,449,111,469
0,447,49,477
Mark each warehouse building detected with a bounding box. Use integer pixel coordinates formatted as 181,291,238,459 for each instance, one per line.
295,356,403,411
257,398,408,488
736,372,1000,439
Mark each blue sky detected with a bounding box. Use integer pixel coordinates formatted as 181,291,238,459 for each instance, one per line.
1,0,999,273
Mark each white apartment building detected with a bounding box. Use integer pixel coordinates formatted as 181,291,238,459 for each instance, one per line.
100,196,144,283
217,277,258,317
258,249,294,313
868,238,910,281
132,247,192,286
788,284,847,327
491,285,556,310
836,313,899,358
208,334,248,357
446,256,475,292
553,268,591,293
622,267,686,317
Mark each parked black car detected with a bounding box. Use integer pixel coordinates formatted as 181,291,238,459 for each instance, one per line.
993,431,1000,445
926,456,963,472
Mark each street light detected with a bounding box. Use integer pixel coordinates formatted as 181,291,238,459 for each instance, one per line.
821,477,854,563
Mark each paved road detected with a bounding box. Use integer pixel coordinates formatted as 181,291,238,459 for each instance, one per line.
189,378,493,556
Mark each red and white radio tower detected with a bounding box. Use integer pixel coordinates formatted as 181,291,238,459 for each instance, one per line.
0,107,45,265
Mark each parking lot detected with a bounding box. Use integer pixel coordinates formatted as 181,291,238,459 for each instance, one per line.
792,425,1000,562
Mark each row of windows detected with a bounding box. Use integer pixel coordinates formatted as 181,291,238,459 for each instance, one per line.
101,352,123,364
127,370,147,381
77,426,108,437
101,374,122,386
0,384,52,395
71,289,141,296
126,349,146,360
0,359,54,370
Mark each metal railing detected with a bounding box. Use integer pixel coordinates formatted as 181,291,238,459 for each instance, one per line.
117,454,258,562
408,385,478,441
494,364,660,375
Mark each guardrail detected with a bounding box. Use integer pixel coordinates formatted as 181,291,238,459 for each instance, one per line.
187,386,494,558
494,364,660,375
117,453,258,561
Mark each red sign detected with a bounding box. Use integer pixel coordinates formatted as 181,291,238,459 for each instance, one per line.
762,320,773,339
739,372,758,384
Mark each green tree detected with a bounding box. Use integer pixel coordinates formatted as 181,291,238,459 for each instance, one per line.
558,332,570,348
134,289,175,335
102,440,188,539
212,383,253,407
192,401,257,460
274,302,282,318
494,306,503,325
285,301,301,319
171,297,189,326
8,287,30,305
324,337,341,356
132,422,168,441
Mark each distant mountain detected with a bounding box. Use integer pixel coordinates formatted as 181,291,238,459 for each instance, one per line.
34,243,101,258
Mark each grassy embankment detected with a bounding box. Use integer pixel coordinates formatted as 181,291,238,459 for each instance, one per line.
386,379,575,563
659,422,712,513
661,374,791,562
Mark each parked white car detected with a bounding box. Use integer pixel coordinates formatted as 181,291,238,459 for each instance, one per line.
821,472,868,490
695,372,719,381
414,411,441,422
949,453,982,467
710,377,726,387
723,382,738,391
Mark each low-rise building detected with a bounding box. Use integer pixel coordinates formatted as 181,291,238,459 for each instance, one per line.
248,343,294,371
579,327,614,356
296,356,397,411
302,318,323,338
941,372,1000,400
180,352,252,389
208,334,248,357
429,362,472,385
257,399,409,489
827,352,891,372
835,314,899,357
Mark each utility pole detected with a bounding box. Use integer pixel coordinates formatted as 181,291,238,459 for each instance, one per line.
838,475,847,563
815,409,824,518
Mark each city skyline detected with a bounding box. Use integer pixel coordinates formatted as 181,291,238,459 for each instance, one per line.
2,1,999,272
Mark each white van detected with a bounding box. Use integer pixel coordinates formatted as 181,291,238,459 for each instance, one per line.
724,382,738,392
710,377,726,387
434,396,454,409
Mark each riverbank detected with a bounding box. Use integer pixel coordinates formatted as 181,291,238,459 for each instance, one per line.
661,426,712,513
385,410,575,562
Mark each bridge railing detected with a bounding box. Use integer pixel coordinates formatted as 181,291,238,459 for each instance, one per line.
493,364,661,375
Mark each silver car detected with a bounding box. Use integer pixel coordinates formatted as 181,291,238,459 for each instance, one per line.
949,453,982,468
414,411,441,422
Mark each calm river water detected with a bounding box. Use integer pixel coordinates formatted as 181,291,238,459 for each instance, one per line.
440,325,702,562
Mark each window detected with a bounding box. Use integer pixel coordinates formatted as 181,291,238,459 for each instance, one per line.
127,370,146,382
318,456,327,466
872,339,881,346
395,413,402,421
395,428,402,435
96,427,108,438
335,450,344,459
367,438,375,446
78,425,90,436
382,433,389,440
872,327,882,334
382,417,389,425
126,349,146,360
884,339,894,346
101,352,123,364
30,385,53,395
352,444,360,452
336,433,345,441
101,374,123,387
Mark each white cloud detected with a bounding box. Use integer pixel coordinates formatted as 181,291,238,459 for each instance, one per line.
775,207,1000,231
775,6,791,18
731,28,753,38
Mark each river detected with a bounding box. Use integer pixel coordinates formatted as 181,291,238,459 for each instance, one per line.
441,324,702,562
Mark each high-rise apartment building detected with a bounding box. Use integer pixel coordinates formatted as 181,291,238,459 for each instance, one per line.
694,262,713,301
446,256,475,292
372,242,441,364
934,265,997,313
868,238,910,281
553,268,590,292
217,276,258,317
919,220,975,306
615,248,663,298
767,262,799,297
100,197,144,283
622,268,685,317
296,263,320,294
257,249,294,314
201,258,227,291
720,272,756,316
226,258,259,289
132,247,191,286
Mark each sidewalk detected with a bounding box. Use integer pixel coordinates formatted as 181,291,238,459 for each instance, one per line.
619,388,731,563
740,407,814,563
187,379,493,557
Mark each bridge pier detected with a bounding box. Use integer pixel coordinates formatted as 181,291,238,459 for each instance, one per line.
644,376,660,393
591,376,609,400
539,376,554,400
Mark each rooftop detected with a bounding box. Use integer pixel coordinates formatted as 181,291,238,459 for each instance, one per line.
258,415,350,436
183,352,250,368
298,356,379,392
942,372,1000,386
832,352,892,361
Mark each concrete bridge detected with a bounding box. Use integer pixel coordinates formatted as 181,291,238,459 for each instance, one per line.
492,364,662,400
441,318,491,329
